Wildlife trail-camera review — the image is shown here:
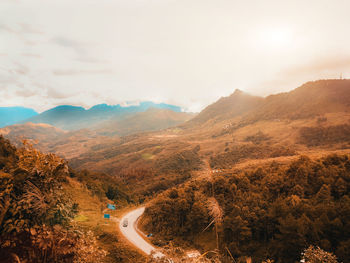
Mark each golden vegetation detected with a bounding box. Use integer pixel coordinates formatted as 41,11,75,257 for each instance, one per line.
299,124,350,147
0,137,105,262
209,144,295,169
0,136,145,263
142,154,350,263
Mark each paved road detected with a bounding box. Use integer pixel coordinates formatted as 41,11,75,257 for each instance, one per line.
119,207,164,258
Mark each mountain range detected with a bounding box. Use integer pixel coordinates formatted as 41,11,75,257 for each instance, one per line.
1,79,350,168
61,79,350,178
0,101,184,130
1,79,350,262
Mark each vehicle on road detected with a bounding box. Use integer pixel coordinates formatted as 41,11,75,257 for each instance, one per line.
119,207,165,258
123,218,128,227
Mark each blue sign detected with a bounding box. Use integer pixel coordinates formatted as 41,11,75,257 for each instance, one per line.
104,214,110,219
107,204,116,210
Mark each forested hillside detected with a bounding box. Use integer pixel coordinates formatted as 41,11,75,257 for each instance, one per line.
0,136,141,263
142,154,350,262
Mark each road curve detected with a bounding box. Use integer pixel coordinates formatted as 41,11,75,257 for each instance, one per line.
119,207,164,258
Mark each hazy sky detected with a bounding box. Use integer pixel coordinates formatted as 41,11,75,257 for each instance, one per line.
1,0,350,112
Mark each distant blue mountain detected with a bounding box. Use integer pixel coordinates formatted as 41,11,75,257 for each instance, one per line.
0,107,38,128
22,101,183,130
88,102,181,113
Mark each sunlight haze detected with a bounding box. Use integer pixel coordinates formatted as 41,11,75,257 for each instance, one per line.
1,0,350,112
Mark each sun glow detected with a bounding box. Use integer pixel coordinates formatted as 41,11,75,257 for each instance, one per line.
258,27,293,50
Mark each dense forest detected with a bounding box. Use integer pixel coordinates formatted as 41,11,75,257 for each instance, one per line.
299,124,350,147
143,154,350,262
0,136,131,263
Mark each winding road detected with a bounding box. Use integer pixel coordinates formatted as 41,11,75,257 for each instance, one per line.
119,207,164,258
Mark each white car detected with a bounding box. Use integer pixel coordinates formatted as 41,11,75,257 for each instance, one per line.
122,218,128,227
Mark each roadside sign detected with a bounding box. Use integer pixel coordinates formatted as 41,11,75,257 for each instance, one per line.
107,204,116,210
104,214,110,219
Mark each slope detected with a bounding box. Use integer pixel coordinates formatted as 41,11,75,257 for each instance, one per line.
183,89,263,128
96,108,195,136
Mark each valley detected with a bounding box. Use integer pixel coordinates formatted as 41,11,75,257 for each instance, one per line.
1,79,350,262
3,1,350,261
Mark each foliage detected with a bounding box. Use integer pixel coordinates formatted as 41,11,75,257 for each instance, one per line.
155,147,203,175
72,168,130,203
209,144,295,169
143,185,210,239
144,154,350,263
244,131,271,145
299,124,350,146
302,246,338,263
0,136,105,262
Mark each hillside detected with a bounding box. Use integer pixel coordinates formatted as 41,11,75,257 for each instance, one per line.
0,135,149,263
96,108,195,136
2,79,350,205
243,79,350,123
184,79,350,132
0,122,65,145
0,107,38,127
183,89,263,128
0,123,121,159
141,153,350,262
23,102,183,131
57,80,350,194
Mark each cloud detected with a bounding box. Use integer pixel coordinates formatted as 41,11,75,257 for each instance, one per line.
1,0,350,112
15,88,37,97
18,23,44,35
283,56,350,77
0,24,16,34
75,57,109,64
51,36,103,64
51,36,84,49
52,69,113,76
0,23,43,35
13,62,30,75
21,53,41,58
51,36,87,57
256,56,350,96
46,87,72,99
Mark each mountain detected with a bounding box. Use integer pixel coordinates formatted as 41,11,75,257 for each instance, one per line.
22,105,86,130
0,106,38,127
96,108,195,136
63,79,350,174
244,79,350,123
22,101,183,130
2,79,350,210
184,79,350,131
2,80,350,263
183,89,263,128
0,122,121,159
4,79,350,180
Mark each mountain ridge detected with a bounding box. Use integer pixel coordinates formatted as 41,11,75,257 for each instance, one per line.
21,101,184,130
0,106,38,128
